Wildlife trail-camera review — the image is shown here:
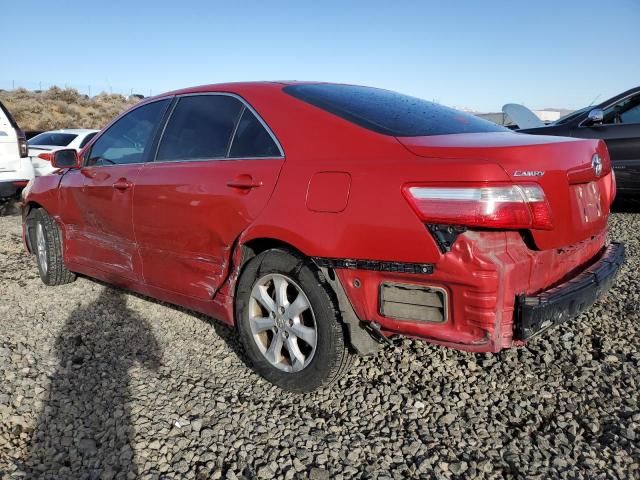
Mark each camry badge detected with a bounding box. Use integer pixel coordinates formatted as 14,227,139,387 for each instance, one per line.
592,154,602,177
513,170,545,177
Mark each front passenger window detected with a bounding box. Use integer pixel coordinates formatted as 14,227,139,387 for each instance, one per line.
620,102,640,124
86,100,169,166
603,94,640,125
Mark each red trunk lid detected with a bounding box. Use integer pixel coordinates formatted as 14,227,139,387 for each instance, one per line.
397,132,614,250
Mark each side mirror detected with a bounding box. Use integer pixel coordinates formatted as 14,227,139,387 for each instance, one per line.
586,108,604,125
51,149,80,169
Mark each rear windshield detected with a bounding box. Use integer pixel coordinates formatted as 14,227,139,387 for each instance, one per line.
283,84,507,137
28,132,77,146
0,100,19,129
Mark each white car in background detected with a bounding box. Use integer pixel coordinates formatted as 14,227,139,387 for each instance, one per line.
28,129,98,176
0,100,30,201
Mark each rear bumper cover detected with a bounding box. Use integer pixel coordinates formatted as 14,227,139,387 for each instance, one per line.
335,230,615,353
515,242,625,340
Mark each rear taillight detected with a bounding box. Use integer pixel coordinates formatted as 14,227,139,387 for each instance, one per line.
17,129,28,158
403,183,553,230
37,152,53,162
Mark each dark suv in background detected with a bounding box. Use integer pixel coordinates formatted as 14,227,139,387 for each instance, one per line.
518,87,640,198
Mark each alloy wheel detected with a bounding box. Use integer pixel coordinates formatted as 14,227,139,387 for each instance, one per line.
36,222,48,275
248,273,317,372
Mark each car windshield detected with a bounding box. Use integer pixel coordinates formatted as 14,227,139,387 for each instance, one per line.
28,132,78,146
284,84,508,137
553,106,591,125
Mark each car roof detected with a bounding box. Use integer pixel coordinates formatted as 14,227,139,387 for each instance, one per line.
158,81,281,97
152,81,349,100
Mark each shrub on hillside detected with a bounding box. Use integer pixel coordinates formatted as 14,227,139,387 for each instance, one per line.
0,87,140,131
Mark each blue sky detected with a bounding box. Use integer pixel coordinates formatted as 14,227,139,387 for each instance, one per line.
1,0,638,112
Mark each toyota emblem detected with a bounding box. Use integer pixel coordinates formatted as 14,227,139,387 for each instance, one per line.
592,154,602,177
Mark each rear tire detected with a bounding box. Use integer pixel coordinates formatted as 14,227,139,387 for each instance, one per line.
27,208,76,286
235,248,354,392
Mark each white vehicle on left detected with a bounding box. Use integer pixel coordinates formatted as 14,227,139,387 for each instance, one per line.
0,99,30,202
28,129,98,176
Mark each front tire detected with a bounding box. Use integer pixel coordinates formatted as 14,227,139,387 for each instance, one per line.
235,248,354,392
27,208,76,286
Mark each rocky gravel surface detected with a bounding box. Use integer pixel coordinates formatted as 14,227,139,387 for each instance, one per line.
0,205,638,479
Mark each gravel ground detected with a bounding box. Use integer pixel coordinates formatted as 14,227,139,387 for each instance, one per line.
0,205,638,479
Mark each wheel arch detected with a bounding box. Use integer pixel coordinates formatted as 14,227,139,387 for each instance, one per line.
241,236,308,261
23,200,44,217
229,235,311,299
226,233,381,356
23,201,45,253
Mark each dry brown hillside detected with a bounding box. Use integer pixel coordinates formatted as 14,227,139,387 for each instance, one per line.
0,87,140,131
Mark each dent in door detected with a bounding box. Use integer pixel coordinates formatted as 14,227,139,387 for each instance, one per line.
72,165,143,279
133,159,284,300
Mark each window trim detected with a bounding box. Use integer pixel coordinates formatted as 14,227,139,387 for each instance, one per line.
151,92,285,165
82,97,173,168
226,105,246,157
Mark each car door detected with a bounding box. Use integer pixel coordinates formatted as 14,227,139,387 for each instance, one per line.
571,93,640,193
133,93,285,299
64,99,171,281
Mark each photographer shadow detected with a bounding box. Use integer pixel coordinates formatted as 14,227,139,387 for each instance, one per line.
25,288,162,479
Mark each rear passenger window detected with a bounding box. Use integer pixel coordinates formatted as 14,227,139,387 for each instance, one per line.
156,95,243,162
229,108,281,158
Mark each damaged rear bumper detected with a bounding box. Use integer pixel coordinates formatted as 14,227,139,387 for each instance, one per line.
515,242,625,340
332,229,621,353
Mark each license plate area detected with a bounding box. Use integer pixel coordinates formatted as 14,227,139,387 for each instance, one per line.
573,181,602,224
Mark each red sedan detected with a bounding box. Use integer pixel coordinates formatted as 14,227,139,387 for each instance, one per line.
21,82,624,391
